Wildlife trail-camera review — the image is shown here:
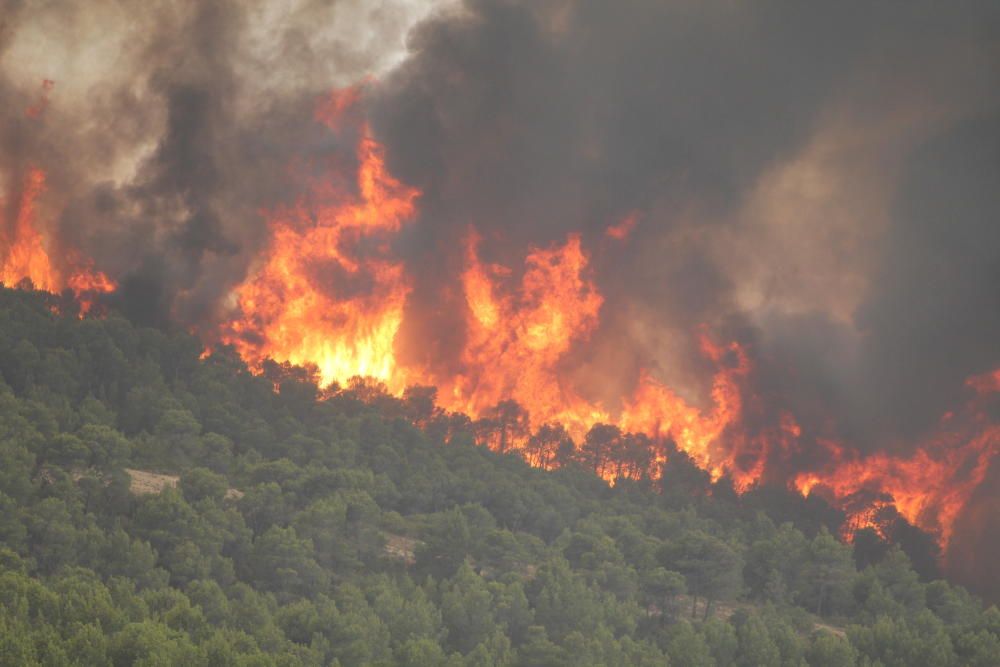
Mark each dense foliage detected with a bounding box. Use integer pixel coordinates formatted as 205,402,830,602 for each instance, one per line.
0,287,997,666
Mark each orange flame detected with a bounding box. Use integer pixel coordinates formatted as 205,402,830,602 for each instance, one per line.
1,168,57,291
1,168,115,312
620,337,750,484
220,88,420,389
0,76,994,562
25,79,55,119
605,212,638,241
794,373,999,550
438,230,607,433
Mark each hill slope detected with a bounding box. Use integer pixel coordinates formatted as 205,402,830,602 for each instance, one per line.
0,287,997,666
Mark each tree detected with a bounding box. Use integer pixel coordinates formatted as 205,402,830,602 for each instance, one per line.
658,441,710,505
415,508,473,580
640,567,685,622
744,522,808,604
247,526,328,598
292,497,352,570
735,614,780,667
179,468,228,504
403,385,440,427
801,528,855,617
441,564,496,654
480,400,530,454
395,638,458,667
515,626,571,667
24,497,79,574
153,409,204,465
579,424,621,478
524,423,571,469
659,531,742,620
806,631,858,667
665,620,713,667
76,423,131,468
529,558,602,642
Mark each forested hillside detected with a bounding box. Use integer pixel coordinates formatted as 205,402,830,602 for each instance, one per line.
0,286,997,666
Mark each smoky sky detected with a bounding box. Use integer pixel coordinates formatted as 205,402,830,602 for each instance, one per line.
369,0,1000,442
2,0,999,586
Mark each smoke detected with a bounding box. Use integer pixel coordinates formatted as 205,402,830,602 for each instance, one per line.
2,0,999,592
365,0,1000,590
370,0,1000,432
1,0,449,324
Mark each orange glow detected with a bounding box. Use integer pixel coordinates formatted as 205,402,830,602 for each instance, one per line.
794,372,999,550
619,337,750,485
25,79,54,119
67,266,117,315
219,87,420,390
1,168,116,311
966,367,1000,395
1,168,57,291
605,212,638,240
438,230,607,436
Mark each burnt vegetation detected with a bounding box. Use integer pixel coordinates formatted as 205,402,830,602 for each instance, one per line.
0,286,996,666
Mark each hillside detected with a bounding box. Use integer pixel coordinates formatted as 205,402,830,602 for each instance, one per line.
0,286,997,666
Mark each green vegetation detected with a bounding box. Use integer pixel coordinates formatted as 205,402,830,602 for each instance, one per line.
0,287,997,666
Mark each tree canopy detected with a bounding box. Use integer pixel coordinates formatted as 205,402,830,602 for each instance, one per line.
0,286,995,666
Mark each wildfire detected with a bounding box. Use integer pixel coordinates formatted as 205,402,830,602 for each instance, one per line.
215,86,998,557
219,87,421,389
7,76,991,562
605,212,638,241
620,337,751,485
794,374,999,550
1,168,116,313
218,86,759,484
440,230,607,434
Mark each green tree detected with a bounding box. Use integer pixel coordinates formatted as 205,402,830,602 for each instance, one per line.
248,526,328,598
665,620,712,667
640,567,685,622
659,530,742,620
416,508,473,579
441,564,496,654
801,528,855,617
806,631,858,667
179,468,228,504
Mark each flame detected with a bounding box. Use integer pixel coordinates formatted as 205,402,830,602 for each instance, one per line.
219,88,420,389
794,372,999,550
25,79,54,119
1,168,57,291
1,168,115,312
211,84,997,556
438,230,607,434
217,87,755,483
620,337,750,484
605,212,638,241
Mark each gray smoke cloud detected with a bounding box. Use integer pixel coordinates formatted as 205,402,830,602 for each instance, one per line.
1,0,447,324
368,0,1000,438
2,0,998,591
